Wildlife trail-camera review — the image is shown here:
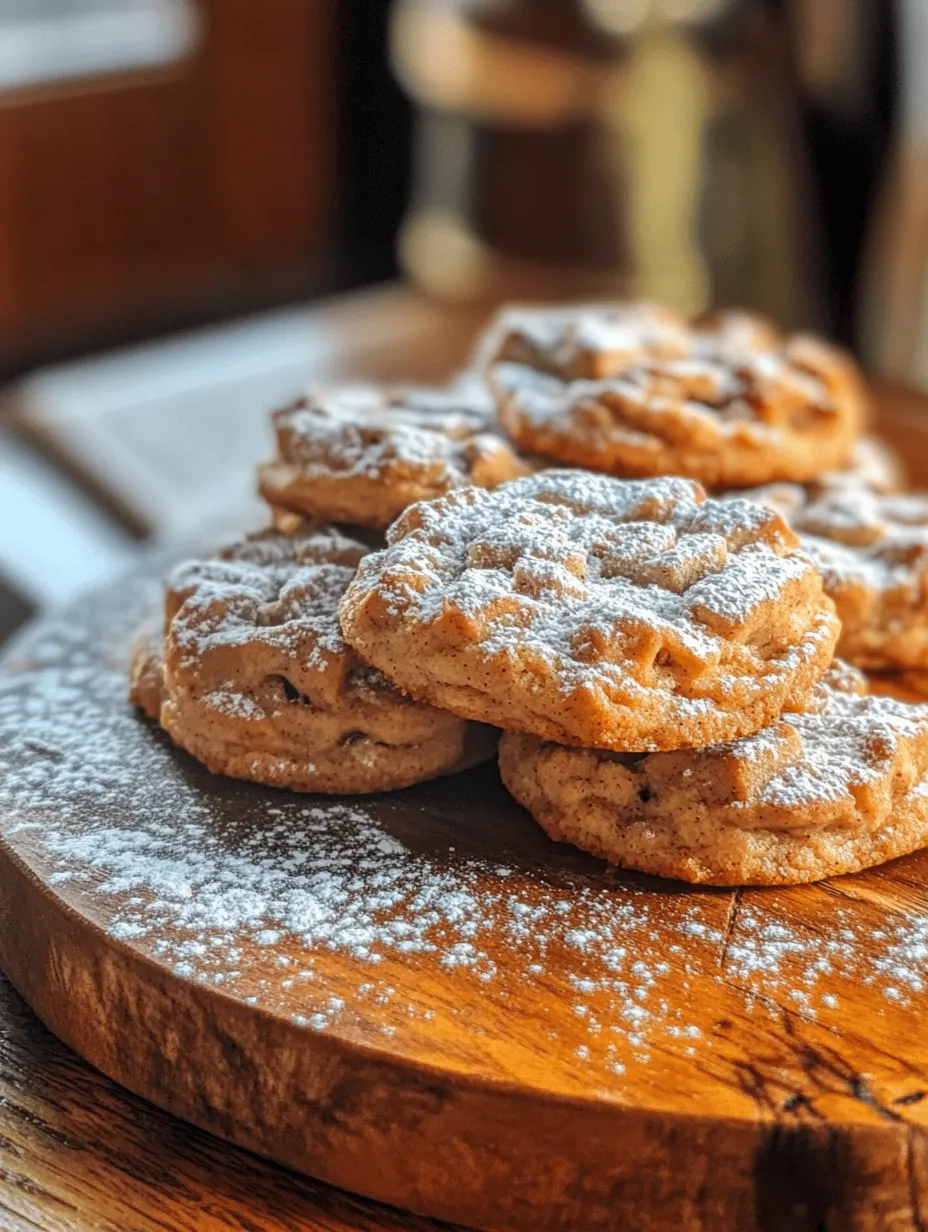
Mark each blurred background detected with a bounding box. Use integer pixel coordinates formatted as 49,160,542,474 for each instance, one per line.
0,0,921,645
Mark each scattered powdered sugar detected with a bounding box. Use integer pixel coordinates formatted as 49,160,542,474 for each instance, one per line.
1,571,927,1086
721,904,928,1008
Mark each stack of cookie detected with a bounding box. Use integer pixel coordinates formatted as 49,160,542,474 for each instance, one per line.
130,379,516,795
132,301,928,886
480,303,920,673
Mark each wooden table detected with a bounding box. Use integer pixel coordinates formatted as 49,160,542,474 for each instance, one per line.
2,289,928,1232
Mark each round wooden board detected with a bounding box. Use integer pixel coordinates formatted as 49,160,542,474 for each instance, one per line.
3,423,928,1232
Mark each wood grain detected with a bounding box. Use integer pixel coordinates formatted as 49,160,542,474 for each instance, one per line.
0,968,460,1231
1,382,928,1232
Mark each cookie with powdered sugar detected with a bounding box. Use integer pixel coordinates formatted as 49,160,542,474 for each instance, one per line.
821,435,903,494
338,471,840,752
133,523,497,794
258,380,530,531
128,621,165,722
482,303,866,488
734,482,928,670
499,663,928,885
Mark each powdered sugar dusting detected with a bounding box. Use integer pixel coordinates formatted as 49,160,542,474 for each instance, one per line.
2,569,928,1095
170,558,354,673
273,383,499,478
347,472,834,746
164,527,399,716
725,671,928,812
480,301,690,374
486,303,846,444
385,472,807,636
733,484,928,597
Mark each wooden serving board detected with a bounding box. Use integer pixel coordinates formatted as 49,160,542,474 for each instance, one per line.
2,401,928,1232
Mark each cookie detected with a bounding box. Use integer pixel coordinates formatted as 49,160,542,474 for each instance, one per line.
268,504,386,550
339,471,840,752
829,435,903,494
153,524,497,793
128,622,165,722
725,434,902,510
736,483,928,670
498,663,928,885
258,381,529,530
483,303,866,487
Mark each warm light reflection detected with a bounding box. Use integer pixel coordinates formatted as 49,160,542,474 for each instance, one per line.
585,0,729,37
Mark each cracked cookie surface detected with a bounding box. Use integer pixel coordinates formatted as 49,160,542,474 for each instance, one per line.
499,664,928,885
132,523,496,793
258,381,529,530
339,471,839,752
483,303,866,488
735,481,928,670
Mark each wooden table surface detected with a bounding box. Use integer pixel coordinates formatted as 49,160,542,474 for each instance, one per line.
3,289,928,1232
0,288,487,1232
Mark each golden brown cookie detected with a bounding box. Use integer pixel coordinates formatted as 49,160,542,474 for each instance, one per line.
499,663,928,885
128,622,165,722
829,435,904,494
258,381,529,530
735,482,928,670
151,524,497,793
724,433,902,507
339,471,840,752
483,303,866,487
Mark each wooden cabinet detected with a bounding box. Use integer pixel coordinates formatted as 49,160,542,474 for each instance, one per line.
0,1,335,372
